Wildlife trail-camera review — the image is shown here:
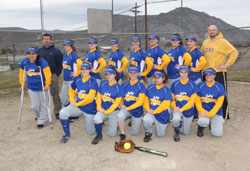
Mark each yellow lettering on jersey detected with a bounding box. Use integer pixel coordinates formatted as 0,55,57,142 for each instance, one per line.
63,64,71,70
150,99,161,106
201,97,216,103
78,93,86,100
169,56,175,62
176,95,190,101
102,95,115,103
124,95,138,101
108,61,116,67
130,60,138,67
26,71,40,76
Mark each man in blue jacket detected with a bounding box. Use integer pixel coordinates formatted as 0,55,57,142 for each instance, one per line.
39,33,63,119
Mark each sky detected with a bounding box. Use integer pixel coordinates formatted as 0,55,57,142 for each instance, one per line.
0,0,249,31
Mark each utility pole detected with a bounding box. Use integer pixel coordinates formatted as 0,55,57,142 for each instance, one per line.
40,0,45,34
112,0,114,34
180,0,183,32
13,42,15,61
145,0,148,51
130,2,141,36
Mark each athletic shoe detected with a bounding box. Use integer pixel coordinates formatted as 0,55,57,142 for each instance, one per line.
37,124,44,129
197,126,204,137
173,131,180,142
143,132,152,143
55,113,60,120
91,135,103,145
60,134,71,143
69,117,79,123
119,134,126,141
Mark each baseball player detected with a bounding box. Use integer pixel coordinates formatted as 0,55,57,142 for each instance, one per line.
143,70,173,142
59,62,98,143
129,36,153,82
19,47,51,128
92,67,125,144
186,36,206,85
117,67,146,141
171,65,198,142
108,38,128,85
167,34,192,86
146,34,170,85
84,38,106,86
195,68,225,137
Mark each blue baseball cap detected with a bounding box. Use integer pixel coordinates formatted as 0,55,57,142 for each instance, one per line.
170,35,181,40
26,47,39,54
204,68,216,75
81,62,92,69
179,65,190,72
154,71,165,77
132,36,141,42
110,39,119,44
88,38,98,44
128,67,139,73
186,36,197,42
63,40,74,46
149,34,159,40
105,68,116,74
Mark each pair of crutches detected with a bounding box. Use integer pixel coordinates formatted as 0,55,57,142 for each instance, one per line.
17,67,53,130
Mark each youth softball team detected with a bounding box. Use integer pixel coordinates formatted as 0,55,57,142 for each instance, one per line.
19,29,235,144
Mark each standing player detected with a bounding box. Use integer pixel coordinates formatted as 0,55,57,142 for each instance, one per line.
129,36,153,82
84,38,106,86
171,65,197,142
92,67,125,144
201,25,238,120
143,70,173,142
19,47,51,128
108,38,128,84
59,62,98,143
186,36,206,85
39,33,63,119
167,34,192,86
117,67,146,141
146,34,170,85
195,68,225,137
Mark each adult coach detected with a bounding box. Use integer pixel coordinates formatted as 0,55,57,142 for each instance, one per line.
39,33,63,119
201,25,238,120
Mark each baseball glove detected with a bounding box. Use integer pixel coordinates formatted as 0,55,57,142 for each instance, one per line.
114,139,135,153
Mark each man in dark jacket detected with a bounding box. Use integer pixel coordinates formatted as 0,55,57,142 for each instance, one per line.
39,33,63,119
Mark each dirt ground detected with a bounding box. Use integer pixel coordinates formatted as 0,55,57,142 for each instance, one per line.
0,81,250,171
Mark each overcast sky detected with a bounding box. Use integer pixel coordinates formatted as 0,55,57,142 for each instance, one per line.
0,0,249,31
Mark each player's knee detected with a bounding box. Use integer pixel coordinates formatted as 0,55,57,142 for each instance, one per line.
197,120,209,128
171,118,180,128
59,109,68,120
117,113,125,122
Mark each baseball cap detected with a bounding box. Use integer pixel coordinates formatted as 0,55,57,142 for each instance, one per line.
26,47,39,54
81,62,92,69
204,68,216,75
88,38,98,44
105,68,116,74
149,34,159,40
110,39,119,44
128,67,139,73
63,40,74,46
132,36,141,42
179,65,190,72
170,35,181,40
154,71,165,77
186,36,197,42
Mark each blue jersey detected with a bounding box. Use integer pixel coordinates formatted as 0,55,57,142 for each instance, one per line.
71,77,98,115
98,80,125,111
196,81,225,116
84,49,103,79
146,84,173,124
167,45,188,79
122,80,146,118
129,48,146,73
19,58,49,91
62,51,79,81
189,47,204,81
108,48,125,80
146,45,167,77
171,79,198,118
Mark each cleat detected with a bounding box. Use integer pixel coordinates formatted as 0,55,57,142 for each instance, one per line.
119,134,126,141
197,126,204,137
173,131,180,142
37,124,44,129
60,134,71,143
143,132,152,143
91,135,103,145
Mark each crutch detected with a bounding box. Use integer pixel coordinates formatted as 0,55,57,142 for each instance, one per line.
39,66,53,129
17,67,26,130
